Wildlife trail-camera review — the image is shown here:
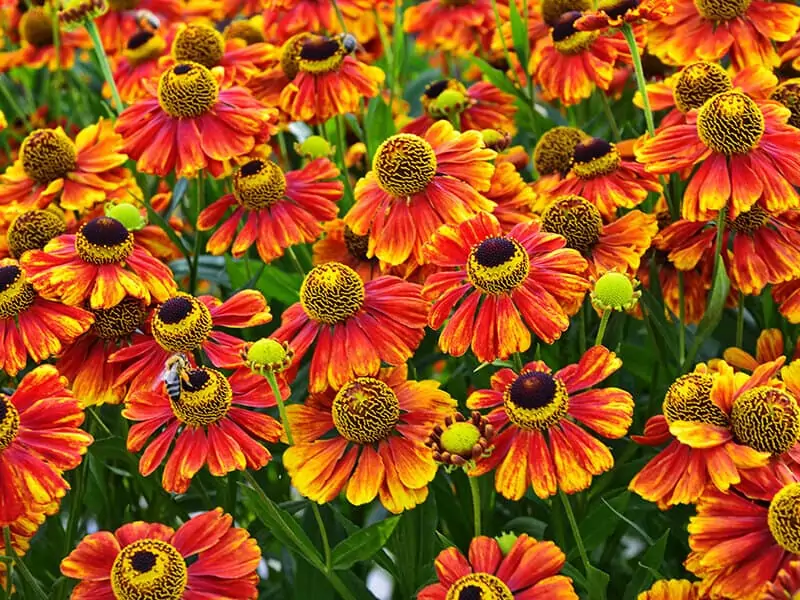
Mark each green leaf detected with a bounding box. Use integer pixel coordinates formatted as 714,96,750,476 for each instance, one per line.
469,57,526,101
501,516,547,540
239,485,325,571
587,565,611,600
624,530,670,600
386,496,439,600
365,97,396,162
579,491,630,553
331,516,401,570
639,290,679,365
225,257,301,303
508,0,530,70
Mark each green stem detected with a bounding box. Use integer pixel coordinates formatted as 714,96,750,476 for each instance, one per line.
85,19,123,113
490,0,518,88
49,1,62,121
286,246,306,277
579,301,587,354
468,475,482,537
711,207,727,284
189,174,204,295
311,503,333,571
265,371,293,445
599,92,621,141
736,292,744,348
334,115,355,211
595,310,611,347
622,23,654,137
677,271,686,364
2,528,47,600
241,472,355,600
559,490,592,575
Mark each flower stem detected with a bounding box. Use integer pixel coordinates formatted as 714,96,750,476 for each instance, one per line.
262,372,337,587
286,246,306,277
3,528,48,600
264,370,293,445
595,310,611,347
736,292,744,348
559,490,592,575
599,92,621,141
0,77,28,129
491,0,518,88
331,0,349,33
622,23,654,137
468,475,482,537
189,174,204,295
85,19,123,113
712,207,727,283
334,115,355,211
3,527,13,600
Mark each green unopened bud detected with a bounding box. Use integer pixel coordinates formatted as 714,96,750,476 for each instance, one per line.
431,89,468,116
591,271,639,312
495,532,518,555
480,129,511,152
440,422,481,456
244,337,293,375
296,135,334,160
105,202,147,231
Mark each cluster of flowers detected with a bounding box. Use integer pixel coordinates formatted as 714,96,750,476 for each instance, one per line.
0,0,798,598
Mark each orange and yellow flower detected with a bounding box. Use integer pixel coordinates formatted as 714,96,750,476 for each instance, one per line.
198,157,342,264
346,121,497,266
774,279,800,324
61,509,261,600
263,0,374,44
273,262,428,393
313,219,383,283
57,297,148,407
648,0,800,71
656,207,800,295
423,212,588,362
0,120,137,212
111,29,169,104
488,161,539,232
637,62,778,128
419,534,578,599
402,79,518,136
467,345,633,500
636,93,800,221
160,22,274,87
284,364,454,513
540,195,658,277
685,467,800,600
404,0,502,56
0,7,88,71
279,33,384,125
124,366,283,493
115,62,278,178
629,358,798,509
20,216,176,310
0,258,94,376
547,137,661,220
0,365,93,525
531,12,633,107
110,290,272,395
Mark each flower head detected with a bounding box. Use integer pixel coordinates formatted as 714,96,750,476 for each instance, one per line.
115,62,278,178
0,365,93,525
423,212,588,362
198,157,342,264
467,346,633,499
284,364,455,512
346,120,496,266
0,120,137,212
273,263,428,392
426,411,495,469
637,92,800,221
124,365,283,493
61,509,261,600
418,534,578,599
592,271,641,311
